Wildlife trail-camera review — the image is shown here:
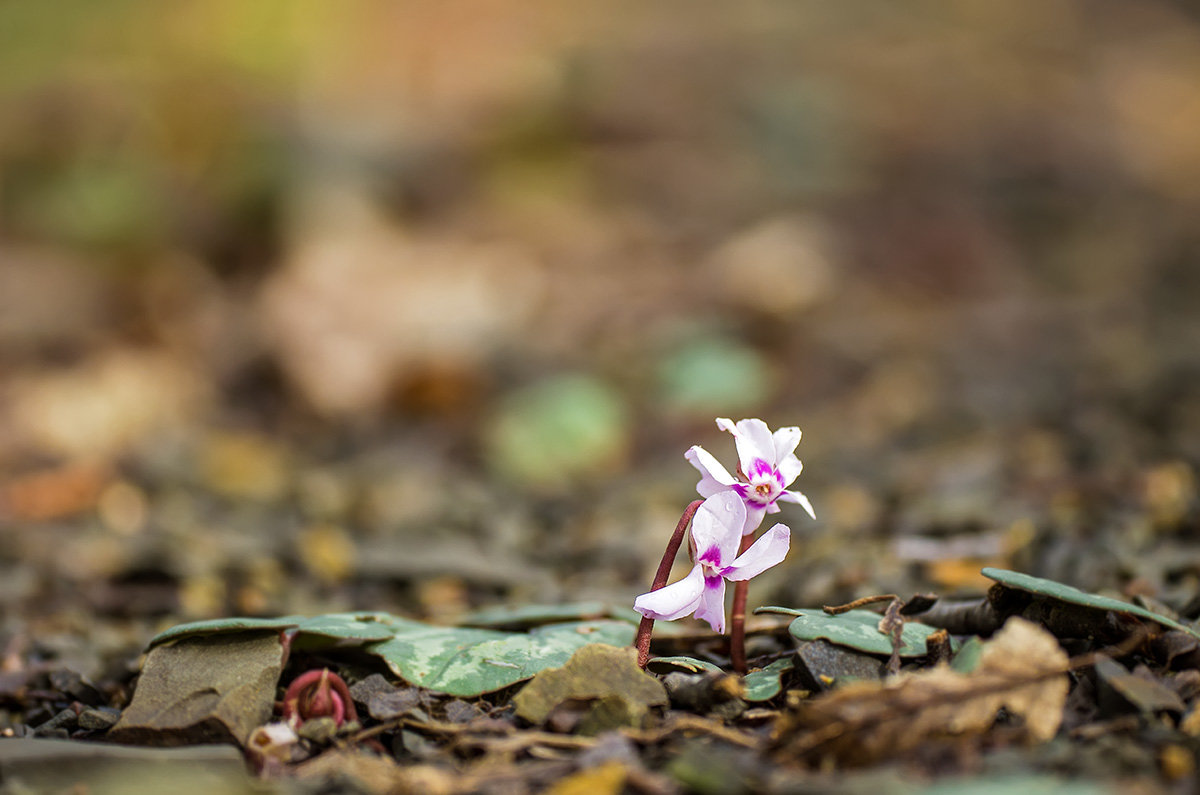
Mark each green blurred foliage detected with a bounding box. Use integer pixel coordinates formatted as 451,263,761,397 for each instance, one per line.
657,336,773,417
485,374,629,490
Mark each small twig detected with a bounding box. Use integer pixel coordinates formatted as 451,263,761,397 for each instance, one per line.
635,500,703,668
347,715,507,744
1067,715,1141,740
626,713,761,749
879,599,905,676
823,594,898,615
453,729,596,754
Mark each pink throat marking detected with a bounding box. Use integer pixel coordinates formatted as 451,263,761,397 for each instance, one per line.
697,544,723,572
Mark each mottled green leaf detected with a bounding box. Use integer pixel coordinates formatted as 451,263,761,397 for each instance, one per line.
755,606,805,618
149,612,636,697
982,568,1200,641
287,613,404,642
369,620,635,696
743,657,794,702
780,609,942,657
150,616,306,647
149,612,403,647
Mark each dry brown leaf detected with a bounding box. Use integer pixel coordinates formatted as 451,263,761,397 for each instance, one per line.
776,617,1069,764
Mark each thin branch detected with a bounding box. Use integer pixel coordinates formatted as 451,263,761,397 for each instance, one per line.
823,594,898,615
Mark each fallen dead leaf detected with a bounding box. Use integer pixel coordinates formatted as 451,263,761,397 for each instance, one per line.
545,760,628,795
776,617,1069,763
109,633,285,747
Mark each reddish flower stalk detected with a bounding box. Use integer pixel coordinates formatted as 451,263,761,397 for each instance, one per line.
634,499,703,668
728,532,756,674
281,668,358,726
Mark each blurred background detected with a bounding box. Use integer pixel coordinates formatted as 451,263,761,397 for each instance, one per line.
2,1,1199,670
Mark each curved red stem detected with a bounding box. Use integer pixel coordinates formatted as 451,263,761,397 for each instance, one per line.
728,532,756,674
634,499,704,668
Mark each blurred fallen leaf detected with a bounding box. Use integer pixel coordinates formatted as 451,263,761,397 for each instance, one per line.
199,432,289,502
0,463,110,522
297,523,357,585
775,617,1069,764
546,760,628,795
703,214,836,317
263,204,544,416
110,633,285,747
7,348,210,461
96,480,149,535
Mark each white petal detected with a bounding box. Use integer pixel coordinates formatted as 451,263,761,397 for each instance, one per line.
633,565,705,621
728,418,778,474
692,576,727,633
777,489,816,520
723,523,790,581
742,501,768,534
684,445,737,498
776,453,804,487
772,426,802,461
689,492,745,565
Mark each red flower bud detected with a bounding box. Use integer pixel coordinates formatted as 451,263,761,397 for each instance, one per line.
281,668,357,727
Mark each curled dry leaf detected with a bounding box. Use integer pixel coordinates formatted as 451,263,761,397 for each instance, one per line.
775,617,1069,764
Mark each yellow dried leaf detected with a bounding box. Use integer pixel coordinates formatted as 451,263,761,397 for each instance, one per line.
546,761,628,795
297,523,357,584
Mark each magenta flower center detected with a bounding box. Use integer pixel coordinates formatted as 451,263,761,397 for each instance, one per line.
697,545,726,579
734,458,784,506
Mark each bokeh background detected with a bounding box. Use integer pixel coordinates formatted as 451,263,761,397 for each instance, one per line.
3,1,1199,670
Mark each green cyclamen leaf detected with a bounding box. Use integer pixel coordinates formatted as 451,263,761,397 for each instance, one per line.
148,611,636,698
149,616,307,646
368,620,635,696
982,568,1200,641
950,636,986,674
743,657,795,702
784,609,943,657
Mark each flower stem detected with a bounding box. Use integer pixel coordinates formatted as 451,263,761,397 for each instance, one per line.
634,499,703,669
729,533,756,674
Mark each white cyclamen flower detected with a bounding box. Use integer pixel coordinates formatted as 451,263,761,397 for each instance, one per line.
685,417,815,534
633,491,790,634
